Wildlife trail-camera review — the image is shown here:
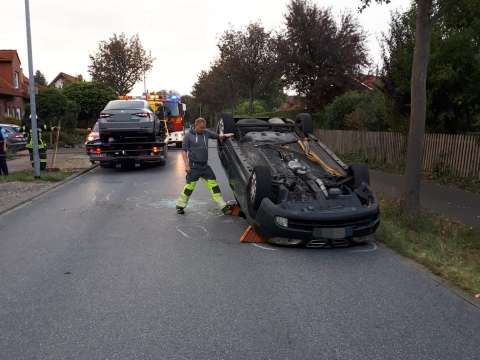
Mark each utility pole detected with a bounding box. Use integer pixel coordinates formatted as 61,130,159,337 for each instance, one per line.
24,0,40,177
143,71,147,97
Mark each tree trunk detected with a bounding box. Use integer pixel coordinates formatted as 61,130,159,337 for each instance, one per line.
248,86,254,114
403,0,433,213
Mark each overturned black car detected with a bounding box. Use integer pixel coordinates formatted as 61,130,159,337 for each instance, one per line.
217,113,380,247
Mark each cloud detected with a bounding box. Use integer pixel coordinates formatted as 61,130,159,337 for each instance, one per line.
4,0,408,95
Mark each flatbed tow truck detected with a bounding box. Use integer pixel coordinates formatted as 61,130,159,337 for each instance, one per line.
86,135,168,168
85,97,169,168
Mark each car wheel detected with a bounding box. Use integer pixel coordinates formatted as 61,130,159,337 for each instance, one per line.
295,113,314,136
247,166,272,217
219,113,236,134
349,164,370,188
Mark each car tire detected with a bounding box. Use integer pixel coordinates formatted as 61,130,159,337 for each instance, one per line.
219,113,236,134
247,166,272,217
295,113,314,135
349,164,370,188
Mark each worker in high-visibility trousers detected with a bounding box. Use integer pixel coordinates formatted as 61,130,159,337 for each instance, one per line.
21,114,52,170
176,117,233,215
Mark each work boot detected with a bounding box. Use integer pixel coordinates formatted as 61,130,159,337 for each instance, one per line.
176,206,185,215
221,204,233,215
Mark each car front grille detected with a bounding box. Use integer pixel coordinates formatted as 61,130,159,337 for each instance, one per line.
306,239,349,248
289,217,377,231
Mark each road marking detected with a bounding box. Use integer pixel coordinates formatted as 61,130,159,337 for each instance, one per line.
176,227,191,238
198,225,209,235
350,242,378,253
252,244,277,251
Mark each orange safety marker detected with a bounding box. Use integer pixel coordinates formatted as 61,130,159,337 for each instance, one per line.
240,225,266,243
229,204,243,217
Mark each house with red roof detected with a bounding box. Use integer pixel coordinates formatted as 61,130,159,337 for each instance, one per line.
49,72,81,89
0,50,29,120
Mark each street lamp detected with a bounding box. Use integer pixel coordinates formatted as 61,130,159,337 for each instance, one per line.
24,0,41,177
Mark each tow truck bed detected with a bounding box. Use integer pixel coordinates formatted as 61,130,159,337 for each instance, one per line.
86,137,168,167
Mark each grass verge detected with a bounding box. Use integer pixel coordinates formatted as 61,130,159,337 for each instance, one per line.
340,151,480,194
376,195,480,296
0,170,76,183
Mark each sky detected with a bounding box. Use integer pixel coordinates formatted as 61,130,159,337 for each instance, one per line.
2,0,409,96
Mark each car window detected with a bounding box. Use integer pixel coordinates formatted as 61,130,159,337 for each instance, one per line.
104,100,145,110
165,101,180,117
93,122,99,132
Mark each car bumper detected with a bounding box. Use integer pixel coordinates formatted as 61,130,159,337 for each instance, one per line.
8,141,27,152
86,147,167,164
254,198,380,246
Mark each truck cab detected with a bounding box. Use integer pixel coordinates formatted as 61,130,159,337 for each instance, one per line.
164,96,186,148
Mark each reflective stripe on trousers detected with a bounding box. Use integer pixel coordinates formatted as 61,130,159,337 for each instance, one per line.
176,179,227,209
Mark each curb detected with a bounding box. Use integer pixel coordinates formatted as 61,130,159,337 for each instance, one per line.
0,164,98,217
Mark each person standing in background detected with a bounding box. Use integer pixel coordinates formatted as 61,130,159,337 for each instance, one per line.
0,126,9,176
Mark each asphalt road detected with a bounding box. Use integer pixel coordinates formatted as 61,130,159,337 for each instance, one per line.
1,145,479,360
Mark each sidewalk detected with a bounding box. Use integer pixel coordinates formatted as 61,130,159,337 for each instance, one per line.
0,148,92,214
7,148,91,172
371,170,480,229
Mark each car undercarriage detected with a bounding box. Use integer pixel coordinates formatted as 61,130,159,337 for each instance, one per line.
218,114,380,247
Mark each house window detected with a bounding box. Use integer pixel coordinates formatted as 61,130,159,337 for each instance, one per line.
13,72,20,89
16,108,21,120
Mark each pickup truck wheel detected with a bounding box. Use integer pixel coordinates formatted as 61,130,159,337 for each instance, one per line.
349,164,370,188
219,113,236,134
247,166,272,217
295,113,314,135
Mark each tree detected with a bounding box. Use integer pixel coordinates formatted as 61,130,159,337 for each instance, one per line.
277,0,369,111
36,88,79,129
218,23,282,113
362,0,434,214
34,70,47,86
88,33,154,95
63,81,117,128
383,2,480,133
192,61,240,124
181,95,202,127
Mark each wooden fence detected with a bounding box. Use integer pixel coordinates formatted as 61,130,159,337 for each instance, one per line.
315,129,480,179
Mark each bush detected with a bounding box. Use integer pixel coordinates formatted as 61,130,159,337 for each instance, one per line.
36,88,80,129
63,81,117,128
235,99,269,115
48,128,88,147
321,90,389,131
